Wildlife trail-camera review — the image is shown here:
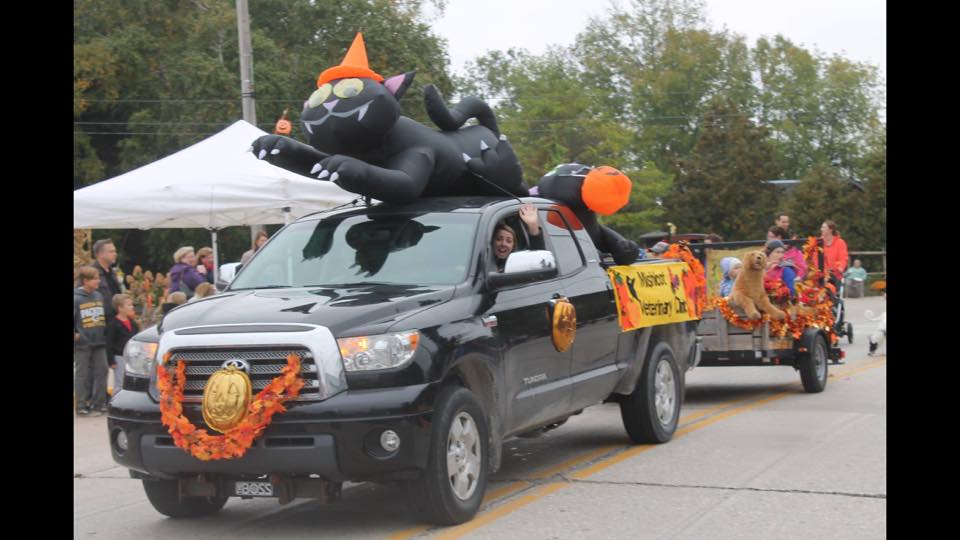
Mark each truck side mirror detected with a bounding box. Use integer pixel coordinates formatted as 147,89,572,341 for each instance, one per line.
487,250,558,288
504,250,556,273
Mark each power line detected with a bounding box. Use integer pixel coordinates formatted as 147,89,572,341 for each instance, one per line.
80,98,303,103
73,109,882,128
79,87,885,102
75,131,219,136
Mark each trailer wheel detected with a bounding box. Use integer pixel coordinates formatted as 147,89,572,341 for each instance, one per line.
620,342,682,443
142,479,228,518
403,385,489,525
846,322,854,345
799,330,828,393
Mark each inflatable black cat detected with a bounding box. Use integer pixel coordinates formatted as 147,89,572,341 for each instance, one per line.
532,163,641,265
251,33,527,203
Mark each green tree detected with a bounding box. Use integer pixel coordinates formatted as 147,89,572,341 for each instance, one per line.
855,129,886,251
753,36,883,179
662,100,782,239
459,48,634,184
784,164,860,241
601,162,673,240
783,131,885,254
573,0,758,171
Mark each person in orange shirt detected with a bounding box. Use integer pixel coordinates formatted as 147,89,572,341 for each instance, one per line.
820,220,849,282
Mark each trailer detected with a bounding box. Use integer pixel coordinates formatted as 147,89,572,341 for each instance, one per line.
687,238,845,393
695,307,841,393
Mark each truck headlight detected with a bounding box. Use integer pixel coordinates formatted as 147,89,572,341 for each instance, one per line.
123,339,158,376
337,330,420,372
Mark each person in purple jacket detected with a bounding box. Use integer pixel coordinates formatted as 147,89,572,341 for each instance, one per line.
168,246,207,298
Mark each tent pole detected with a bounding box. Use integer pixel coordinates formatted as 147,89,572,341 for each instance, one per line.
283,206,291,226
211,228,220,288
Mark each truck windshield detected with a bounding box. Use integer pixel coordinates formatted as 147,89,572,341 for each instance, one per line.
229,212,479,289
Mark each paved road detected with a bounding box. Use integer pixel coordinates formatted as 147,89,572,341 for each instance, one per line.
74,296,886,539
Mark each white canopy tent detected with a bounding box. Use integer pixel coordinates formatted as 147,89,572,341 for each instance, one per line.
73,120,359,283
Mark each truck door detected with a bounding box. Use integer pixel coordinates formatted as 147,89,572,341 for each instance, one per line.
539,207,622,413
482,206,572,435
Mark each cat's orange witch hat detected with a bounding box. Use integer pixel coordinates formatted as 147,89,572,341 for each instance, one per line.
317,33,384,87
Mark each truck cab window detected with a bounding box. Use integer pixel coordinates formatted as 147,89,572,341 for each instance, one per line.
540,209,585,276
230,213,479,288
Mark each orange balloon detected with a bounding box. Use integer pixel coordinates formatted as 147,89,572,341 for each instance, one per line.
581,166,631,215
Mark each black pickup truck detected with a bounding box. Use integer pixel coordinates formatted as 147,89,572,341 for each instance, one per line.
108,197,699,525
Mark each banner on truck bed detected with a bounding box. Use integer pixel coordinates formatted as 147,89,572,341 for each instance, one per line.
608,262,701,331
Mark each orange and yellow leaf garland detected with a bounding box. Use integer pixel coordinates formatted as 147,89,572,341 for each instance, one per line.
662,242,708,317
714,296,836,342
156,352,305,461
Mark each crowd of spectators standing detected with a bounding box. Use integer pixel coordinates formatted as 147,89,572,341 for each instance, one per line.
74,239,228,417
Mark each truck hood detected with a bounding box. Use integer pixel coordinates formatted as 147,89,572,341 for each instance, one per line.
159,284,456,337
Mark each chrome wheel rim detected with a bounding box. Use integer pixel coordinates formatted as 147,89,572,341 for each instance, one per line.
447,411,481,500
815,340,827,381
654,358,677,427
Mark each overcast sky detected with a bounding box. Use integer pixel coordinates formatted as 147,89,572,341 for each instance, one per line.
429,0,885,80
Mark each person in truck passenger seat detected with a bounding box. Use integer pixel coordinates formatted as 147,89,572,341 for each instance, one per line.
492,203,544,273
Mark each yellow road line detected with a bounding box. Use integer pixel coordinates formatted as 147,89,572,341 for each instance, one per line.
433,483,568,540
521,396,770,484
388,526,432,540
431,359,887,539
833,359,886,379
389,398,777,540
481,481,529,506
388,394,795,540
527,444,622,480
677,406,723,425
392,358,886,539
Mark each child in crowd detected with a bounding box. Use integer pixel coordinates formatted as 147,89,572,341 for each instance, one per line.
74,267,107,416
154,291,188,324
106,294,140,396
187,282,217,302
718,257,742,298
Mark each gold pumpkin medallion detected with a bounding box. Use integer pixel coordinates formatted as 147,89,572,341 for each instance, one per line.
551,297,577,352
202,366,253,433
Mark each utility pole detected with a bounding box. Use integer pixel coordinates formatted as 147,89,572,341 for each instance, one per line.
236,0,263,246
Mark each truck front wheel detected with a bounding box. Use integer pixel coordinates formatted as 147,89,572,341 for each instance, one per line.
404,385,489,525
142,479,228,518
620,342,682,444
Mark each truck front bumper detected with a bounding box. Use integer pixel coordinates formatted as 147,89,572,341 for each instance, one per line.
107,381,437,483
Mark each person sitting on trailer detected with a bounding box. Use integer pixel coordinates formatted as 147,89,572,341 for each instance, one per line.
764,240,798,299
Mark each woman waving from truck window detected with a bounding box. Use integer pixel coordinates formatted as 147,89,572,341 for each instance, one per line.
492,203,544,273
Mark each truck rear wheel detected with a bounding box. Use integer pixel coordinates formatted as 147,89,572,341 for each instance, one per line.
142,479,228,518
620,342,682,443
799,330,829,393
403,385,489,525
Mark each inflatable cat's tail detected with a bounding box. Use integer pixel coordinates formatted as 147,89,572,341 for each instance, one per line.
423,84,500,137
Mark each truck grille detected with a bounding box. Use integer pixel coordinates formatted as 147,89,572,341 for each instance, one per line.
167,347,321,402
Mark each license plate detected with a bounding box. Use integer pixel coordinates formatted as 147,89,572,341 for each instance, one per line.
234,481,274,497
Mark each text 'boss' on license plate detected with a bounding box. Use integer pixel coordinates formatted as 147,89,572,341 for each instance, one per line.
234,481,274,497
